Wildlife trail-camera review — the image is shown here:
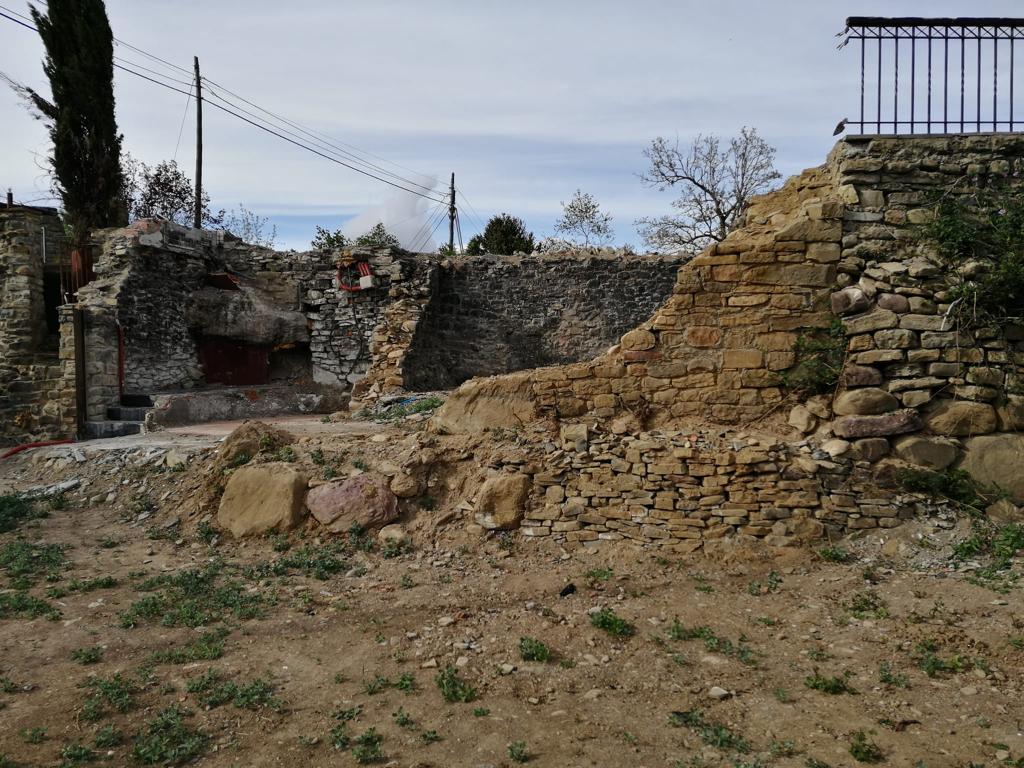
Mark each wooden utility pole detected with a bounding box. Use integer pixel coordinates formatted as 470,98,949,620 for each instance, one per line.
193,56,203,230
448,172,456,253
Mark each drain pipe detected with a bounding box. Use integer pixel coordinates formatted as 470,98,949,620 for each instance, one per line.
1,439,74,460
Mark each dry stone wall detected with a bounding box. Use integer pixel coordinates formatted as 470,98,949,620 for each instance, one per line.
401,252,683,391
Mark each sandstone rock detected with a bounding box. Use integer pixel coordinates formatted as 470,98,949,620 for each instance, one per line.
821,438,851,457
216,421,295,468
390,472,422,498
925,400,997,437
840,364,883,387
307,474,399,532
474,473,532,530
217,462,308,537
833,388,899,416
996,396,1024,431
876,293,910,313
832,409,923,438
431,373,537,433
893,435,959,470
830,286,869,315
843,308,898,334
852,438,890,462
960,434,1024,503
787,405,817,434
985,499,1021,525
621,329,656,351
378,524,407,544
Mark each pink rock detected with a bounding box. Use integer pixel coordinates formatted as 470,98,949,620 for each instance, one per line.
306,474,399,533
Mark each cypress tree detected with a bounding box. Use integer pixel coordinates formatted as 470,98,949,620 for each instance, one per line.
28,0,125,250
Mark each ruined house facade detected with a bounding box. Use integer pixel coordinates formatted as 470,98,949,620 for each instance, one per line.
0,214,683,442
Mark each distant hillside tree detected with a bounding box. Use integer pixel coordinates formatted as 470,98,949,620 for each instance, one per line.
466,213,535,255
24,0,125,249
355,222,400,248
554,189,614,247
638,127,780,254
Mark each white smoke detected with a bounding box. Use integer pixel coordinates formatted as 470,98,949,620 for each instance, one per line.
343,174,443,252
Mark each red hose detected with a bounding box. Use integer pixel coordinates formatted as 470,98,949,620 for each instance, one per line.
0,439,73,460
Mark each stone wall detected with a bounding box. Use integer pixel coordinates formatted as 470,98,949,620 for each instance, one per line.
401,252,683,391
0,207,75,441
437,134,1024,548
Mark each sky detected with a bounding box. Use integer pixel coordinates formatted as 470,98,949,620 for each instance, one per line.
2,0,1023,250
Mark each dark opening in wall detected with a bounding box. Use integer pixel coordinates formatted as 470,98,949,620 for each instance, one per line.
198,339,270,386
42,268,62,341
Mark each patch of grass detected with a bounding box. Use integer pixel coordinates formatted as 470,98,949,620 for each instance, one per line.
186,670,282,711
667,621,757,666
381,537,412,559
363,675,390,695
58,743,96,765
195,523,217,546
668,710,750,753
519,636,551,662
473,707,489,717
773,687,792,703
590,607,635,637
804,672,856,695
149,627,229,664
330,724,351,750
508,741,529,763
352,727,383,764
817,545,853,564
92,725,123,748
914,640,970,678
584,567,613,583
332,705,362,722
71,647,104,665
746,570,782,596
275,446,297,462
394,672,416,693
20,727,46,744
878,661,909,688
82,673,139,715
131,705,208,765
0,495,45,533
845,590,890,620
392,707,414,728
435,666,476,703
374,396,444,422
0,540,68,588
420,730,440,743
0,591,61,620
120,561,263,628
268,540,348,580
848,731,884,763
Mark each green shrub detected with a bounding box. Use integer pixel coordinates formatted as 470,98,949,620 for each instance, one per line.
898,467,983,508
848,731,884,763
434,666,476,703
131,705,207,765
0,495,44,533
508,741,529,763
804,672,855,695
780,319,846,395
590,607,635,637
519,636,551,662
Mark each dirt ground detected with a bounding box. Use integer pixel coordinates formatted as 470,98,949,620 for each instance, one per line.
1,418,1022,768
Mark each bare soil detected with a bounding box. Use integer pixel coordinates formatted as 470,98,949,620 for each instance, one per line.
1,420,1022,768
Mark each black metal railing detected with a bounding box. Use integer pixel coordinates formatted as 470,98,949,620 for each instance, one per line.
840,17,1024,135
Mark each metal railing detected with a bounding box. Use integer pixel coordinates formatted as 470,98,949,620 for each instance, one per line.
840,17,1024,135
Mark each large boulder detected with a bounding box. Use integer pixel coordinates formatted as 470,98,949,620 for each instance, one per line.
892,435,959,470
474,473,532,530
832,409,922,438
217,462,308,537
216,421,295,468
431,373,538,434
959,433,1024,503
925,400,997,437
833,387,899,416
306,474,399,533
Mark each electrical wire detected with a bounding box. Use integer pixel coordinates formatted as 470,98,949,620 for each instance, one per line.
411,205,448,253
0,6,448,204
406,202,447,251
172,74,194,163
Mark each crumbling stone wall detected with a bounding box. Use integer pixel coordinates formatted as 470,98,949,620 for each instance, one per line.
437,134,1024,549
0,207,75,441
401,252,683,391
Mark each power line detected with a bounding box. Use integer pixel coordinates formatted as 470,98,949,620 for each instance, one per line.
456,188,487,232
407,202,447,251
172,73,194,163
410,204,448,253
0,6,448,204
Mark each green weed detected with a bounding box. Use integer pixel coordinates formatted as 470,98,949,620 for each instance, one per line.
435,666,476,703
519,636,551,662
130,705,208,765
590,607,635,637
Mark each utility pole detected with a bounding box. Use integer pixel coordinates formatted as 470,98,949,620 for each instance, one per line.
193,56,203,230
448,172,456,253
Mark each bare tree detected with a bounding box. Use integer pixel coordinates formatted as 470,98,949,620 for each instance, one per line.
637,127,780,254
554,189,614,247
223,205,277,248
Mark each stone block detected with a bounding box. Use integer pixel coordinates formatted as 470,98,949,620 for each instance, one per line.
832,409,923,438
925,400,997,437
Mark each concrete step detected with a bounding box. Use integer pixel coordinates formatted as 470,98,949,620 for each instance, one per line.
107,405,151,422
85,421,143,439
